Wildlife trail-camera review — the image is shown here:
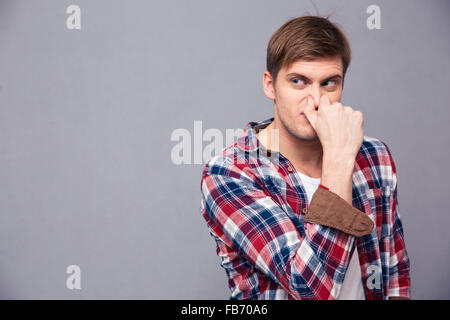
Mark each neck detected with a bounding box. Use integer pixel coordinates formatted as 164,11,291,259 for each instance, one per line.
257,118,323,178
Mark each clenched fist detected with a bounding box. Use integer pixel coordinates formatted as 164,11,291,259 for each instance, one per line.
303,95,364,161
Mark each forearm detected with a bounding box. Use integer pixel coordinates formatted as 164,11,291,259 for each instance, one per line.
304,152,373,237
320,152,355,205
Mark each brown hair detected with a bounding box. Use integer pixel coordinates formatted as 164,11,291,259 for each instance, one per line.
266,15,351,84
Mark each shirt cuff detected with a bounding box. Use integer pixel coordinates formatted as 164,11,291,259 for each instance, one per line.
304,186,374,237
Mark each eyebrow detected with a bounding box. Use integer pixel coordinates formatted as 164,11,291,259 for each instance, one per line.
285,73,342,82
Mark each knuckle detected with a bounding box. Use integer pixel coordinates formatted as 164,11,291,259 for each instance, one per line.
355,110,364,120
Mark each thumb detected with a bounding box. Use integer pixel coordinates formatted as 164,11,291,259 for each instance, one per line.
303,96,317,128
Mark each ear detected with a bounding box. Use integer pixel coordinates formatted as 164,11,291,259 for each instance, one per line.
262,70,276,100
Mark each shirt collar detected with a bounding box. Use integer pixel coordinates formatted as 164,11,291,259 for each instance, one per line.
236,117,275,153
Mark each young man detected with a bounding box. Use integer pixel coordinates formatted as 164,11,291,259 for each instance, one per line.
200,16,410,300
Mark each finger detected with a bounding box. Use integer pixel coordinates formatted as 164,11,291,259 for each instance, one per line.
320,95,331,109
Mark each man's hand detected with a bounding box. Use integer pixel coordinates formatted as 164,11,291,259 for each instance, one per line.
303,95,364,204
303,95,364,160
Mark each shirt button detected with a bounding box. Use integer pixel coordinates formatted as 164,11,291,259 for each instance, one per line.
302,208,307,214
287,167,293,172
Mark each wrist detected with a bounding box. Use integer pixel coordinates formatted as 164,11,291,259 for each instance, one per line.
322,149,357,167
322,154,355,175
320,160,355,204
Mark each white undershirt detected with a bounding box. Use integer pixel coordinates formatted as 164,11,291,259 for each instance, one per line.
296,170,365,300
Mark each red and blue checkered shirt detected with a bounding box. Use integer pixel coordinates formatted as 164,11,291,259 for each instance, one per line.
200,117,411,300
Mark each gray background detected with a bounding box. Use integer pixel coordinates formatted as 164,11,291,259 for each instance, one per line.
0,0,449,299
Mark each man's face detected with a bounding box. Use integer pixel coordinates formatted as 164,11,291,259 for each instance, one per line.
263,56,344,141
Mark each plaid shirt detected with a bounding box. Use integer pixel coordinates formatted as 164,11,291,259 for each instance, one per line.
200,117,411,300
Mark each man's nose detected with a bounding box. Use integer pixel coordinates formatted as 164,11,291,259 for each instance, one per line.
307,84,321,110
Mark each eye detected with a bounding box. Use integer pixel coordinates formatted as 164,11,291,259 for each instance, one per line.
291,78,305,85
322,80,338,87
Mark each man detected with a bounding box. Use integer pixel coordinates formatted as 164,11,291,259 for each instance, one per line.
200,16,410,300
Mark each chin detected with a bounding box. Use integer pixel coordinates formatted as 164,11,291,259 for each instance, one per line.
279,116,318,142
298,133,319,142
290,128,319,142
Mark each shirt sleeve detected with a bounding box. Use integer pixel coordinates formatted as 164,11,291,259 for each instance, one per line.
201,156,367,300
383,145,411,299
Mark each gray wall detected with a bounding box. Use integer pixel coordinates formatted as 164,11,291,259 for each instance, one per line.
0,0,449,299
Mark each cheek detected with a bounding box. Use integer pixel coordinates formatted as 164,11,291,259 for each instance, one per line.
280,90,307,106
278,96,308,118
275,87,310,114
328,91,342,103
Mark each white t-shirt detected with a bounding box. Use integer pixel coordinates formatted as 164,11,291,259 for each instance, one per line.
296,170,365,300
